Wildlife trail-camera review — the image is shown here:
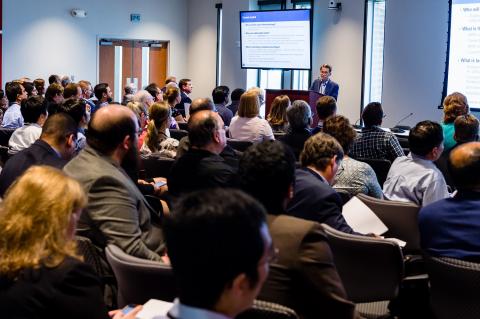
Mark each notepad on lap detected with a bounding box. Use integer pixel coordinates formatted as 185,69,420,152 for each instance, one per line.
342,196,388,235
136,299,172,319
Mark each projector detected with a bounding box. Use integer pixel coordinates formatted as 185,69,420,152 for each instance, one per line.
328,0,342,10
71,9,87,18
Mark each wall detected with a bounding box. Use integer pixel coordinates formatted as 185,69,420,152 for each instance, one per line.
3,0,188,86
381,0,449,127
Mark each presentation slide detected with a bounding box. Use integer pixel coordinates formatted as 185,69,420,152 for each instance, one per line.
240,10,311,70
447,0,480,109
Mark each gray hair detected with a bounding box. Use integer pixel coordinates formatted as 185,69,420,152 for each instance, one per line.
287,100,312,130
133,90,154,106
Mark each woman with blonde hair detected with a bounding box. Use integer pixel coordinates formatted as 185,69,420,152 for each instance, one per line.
267,95,290,133
228,91,274,143
140,101,179,158
127,101,148,149
0,166,110,318
164,86,185,128
442,92,469,150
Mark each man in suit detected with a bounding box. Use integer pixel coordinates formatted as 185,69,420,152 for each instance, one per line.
239,140,358,319
64,104,165,263
175,78,193,117
0,113,77,197
309,64,339,101
287,133,356,234
419,142,480,262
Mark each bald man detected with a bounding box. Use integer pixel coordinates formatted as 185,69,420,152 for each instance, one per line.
168,110,238,197
64,105,165,266
419,142,480,261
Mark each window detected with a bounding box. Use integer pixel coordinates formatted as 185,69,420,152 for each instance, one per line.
363,0,386,106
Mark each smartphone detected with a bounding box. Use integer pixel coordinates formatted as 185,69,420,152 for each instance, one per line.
122,304,137,315
154,181,167,188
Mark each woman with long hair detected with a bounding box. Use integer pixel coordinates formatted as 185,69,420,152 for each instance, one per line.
267,95,290,133
441,92,469,150
164,86,185,128
228,91,274,143
0,166,112,318
140,101,179,158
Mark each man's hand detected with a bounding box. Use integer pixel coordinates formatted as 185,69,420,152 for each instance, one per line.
109,305,143,319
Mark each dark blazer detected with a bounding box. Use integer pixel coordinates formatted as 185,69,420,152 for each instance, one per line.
168,148,238,197
309,79,339,101
0,139,67,197
0,257,109,319
279,128,312,160
259,214,357,319
287,168,355,234
174,92,191,117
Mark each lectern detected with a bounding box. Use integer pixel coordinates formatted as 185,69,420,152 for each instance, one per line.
265,89,323,127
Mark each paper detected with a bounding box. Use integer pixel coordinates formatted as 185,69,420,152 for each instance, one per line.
136,299,173,319
342,196,388,235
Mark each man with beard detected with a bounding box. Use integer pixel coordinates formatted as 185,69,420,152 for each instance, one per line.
64,105,166,265
93,83,113,113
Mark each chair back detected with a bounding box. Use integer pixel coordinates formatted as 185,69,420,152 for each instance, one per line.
105,244,176,307
237,300,298,319
425,255,480,319
335,189,353,205
140,156,175,178
227,138,253,152
356,158,391,186
177,122,189,131
321,224,404,303
0,128,14,146
273,132,286,140
169,129,188,141
356,193,420,252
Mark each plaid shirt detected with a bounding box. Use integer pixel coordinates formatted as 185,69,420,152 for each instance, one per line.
350,126,404,162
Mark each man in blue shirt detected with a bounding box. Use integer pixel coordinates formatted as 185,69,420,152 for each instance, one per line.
2,82,27,129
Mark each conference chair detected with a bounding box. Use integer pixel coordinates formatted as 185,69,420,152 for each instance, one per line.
227,138,253,152
356,193,421,253
140,156,175,179
425,255,480,319
237,300,299,319
169,129,188,141
355,158,391,186
273,132,286,140
321,224,404,303
177,122,189,131
0,128,15,146
105,244,176,307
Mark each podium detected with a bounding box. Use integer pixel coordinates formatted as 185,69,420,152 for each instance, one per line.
265,89,323,127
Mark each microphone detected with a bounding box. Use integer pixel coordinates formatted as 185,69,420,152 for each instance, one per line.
390,112,413,133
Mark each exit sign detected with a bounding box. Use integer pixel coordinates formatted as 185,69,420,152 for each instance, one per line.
130,14,141,23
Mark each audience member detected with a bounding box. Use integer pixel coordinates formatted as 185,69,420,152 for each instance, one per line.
267,95,290,133
133,90,154,115
58,98,89,152
60,75,72,88
287,133,356,234
145,83,163,102
8,96,47,155
239,141,358,319
48,74,61,85
419,142,480,261
228,88,245,116
441,92,469,150
64,105,166,266
33,78,46,96
279,100,312,159
0,166,109,319
93,83,112,111
45,83,64,115
122,84,135,106
22,81,38,97
63,83,82,100
127,101,148,148
161,76,177,93
436,114,479,189
2,82,27,129
212,85,233,126
0,113,77,197
140,101,178,158
350,102,404,162
175,78,193,117
229,91,274,143
324,115,383,198
312,95,337,134
383,120,449,206
164,188,271,319
0,89,7,123
168,110,238,197
164,86,185,126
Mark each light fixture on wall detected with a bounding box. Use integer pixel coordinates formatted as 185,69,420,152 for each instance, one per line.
328,0,342,10
70,9,87,18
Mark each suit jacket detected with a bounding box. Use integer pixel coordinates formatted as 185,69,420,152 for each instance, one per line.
279,128,312,160
309,79,339,101
64,145,164,262
259,214,357,319
0,257,109,319
419,191,480,262
174,92,191,117
0,139,66,197
287,168,355,234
